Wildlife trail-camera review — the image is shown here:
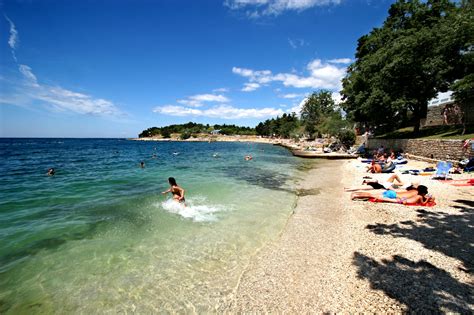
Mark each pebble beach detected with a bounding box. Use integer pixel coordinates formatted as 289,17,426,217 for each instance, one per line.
223,158,473,313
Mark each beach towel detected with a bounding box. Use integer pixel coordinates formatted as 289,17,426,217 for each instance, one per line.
369,198,437,207
439,179,474,187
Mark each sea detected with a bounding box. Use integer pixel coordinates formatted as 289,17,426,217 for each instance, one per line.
0,138,314,313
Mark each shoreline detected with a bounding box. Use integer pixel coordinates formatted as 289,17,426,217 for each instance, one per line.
221,158,473,312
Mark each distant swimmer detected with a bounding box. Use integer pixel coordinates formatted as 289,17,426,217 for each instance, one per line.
162,177,186,206
213,153,220,158
152,154,157,159
140,161,145,168
244,155,252,161
172,152,179,156
47,168,55,176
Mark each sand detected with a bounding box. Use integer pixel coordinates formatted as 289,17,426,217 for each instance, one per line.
222,158,473,313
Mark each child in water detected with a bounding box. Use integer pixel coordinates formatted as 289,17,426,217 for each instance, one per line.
162,177,186,206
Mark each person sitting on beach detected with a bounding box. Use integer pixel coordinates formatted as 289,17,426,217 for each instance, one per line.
162,177,186,205
47,168,55,176
350,185,434,205
367,160,382,173
344,174,405,192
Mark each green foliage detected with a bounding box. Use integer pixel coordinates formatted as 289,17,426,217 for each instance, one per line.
377,124,474,139
301,90,335,136
180,131,191,140
318,112,352,137
341,0,471,134
139,122,255,138
255,113,300,138
161,128,171,138
337,129,356,148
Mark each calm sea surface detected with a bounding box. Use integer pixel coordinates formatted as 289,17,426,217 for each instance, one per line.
0,138,313,313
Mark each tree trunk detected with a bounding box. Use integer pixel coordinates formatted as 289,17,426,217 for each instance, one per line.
414,119,421,134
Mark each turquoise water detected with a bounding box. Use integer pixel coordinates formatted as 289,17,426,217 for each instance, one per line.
0,138,312,313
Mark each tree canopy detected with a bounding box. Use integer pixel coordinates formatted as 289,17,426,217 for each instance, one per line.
139,122,255,138
341,0,473,134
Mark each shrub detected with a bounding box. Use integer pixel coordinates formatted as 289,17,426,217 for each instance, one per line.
337,129,356,148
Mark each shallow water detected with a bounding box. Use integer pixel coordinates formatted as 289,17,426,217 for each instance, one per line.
0,138,314,313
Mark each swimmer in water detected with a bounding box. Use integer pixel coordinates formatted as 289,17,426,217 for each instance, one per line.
244,155,252,161
47,168,55,176
140,161,145,168
162,177,186,206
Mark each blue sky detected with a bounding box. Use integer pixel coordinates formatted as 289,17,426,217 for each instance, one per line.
0,0,394,138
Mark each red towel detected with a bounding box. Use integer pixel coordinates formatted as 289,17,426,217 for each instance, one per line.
369,198,437,207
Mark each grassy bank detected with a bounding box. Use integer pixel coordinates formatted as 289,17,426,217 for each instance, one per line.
377,125,474,140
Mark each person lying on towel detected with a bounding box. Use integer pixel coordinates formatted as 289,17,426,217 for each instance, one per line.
350,185,435,205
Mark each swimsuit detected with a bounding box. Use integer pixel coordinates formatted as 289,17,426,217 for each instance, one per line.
382,190,397,199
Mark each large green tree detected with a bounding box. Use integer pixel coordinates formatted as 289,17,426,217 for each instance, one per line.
341,0,470,134
300,90,336,136
450,0,474,135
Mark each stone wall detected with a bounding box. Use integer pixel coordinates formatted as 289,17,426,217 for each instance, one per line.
367,138,473,161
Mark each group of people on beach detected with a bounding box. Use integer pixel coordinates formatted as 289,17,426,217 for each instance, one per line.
345,173,435,206
347,144,438,205
366,146,401,173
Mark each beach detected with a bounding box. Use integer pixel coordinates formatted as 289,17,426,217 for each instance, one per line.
1,138,472,313
223,158,473,313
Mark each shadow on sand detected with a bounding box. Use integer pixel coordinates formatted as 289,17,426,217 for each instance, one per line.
354,199,473,312
366,200,473,272
353,252,473,313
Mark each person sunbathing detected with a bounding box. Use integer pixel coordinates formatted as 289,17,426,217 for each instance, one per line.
367,160,382,173
344,174,405,192
350,185,434,205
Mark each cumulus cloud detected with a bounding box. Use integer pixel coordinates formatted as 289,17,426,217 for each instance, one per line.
225,0,342,16
177,93,230,107
242,82,260,92
233,58,348,91
153,104,284,119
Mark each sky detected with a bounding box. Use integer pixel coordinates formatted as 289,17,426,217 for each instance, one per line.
0,0,396,138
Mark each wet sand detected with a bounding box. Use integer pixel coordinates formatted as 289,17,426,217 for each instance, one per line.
222,159,473,312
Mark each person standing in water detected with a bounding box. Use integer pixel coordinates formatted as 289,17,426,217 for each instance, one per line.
162,177,186,205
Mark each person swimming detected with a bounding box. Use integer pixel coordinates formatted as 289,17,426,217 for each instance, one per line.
162,177,186,205
140,161,145,168
47,168,55,176
244,155,252,161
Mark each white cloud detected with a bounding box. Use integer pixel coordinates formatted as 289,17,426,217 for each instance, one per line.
331,91,342,104
242,82,261,92
2,16,123,117
288,38,307,49
328,58,352,64
5,15,18,50
279,93,304,99
213,87,229,93
5,15,18,61
233,58,348,91
153,104,284,119
225,0,342,16
13,64,123,116
288,97,308,115
19,65,39,87
177,93,230,107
